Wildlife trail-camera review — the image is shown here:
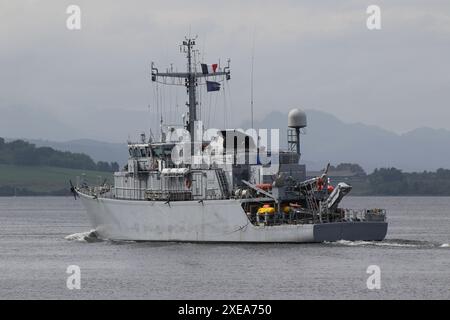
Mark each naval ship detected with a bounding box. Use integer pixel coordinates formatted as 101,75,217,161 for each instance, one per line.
73,38,388,242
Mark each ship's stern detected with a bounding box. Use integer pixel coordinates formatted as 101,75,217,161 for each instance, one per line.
313,221,388,242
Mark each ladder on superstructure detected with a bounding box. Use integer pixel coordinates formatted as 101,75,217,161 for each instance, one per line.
216,169,230,199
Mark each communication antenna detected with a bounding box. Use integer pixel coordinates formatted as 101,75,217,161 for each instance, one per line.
151,37,231,155
250,29,256,129
147,104,154,142
160,113,165,143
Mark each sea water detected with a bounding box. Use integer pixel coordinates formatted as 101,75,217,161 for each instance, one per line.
0,196,448,299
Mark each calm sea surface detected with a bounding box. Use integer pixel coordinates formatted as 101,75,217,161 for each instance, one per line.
0,196,448,300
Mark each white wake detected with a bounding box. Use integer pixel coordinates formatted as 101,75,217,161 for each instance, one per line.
326,239,448,248
65,230,102,243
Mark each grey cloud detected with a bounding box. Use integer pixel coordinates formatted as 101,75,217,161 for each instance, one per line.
1,0,449,142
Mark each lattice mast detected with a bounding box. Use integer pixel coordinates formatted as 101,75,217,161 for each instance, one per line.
151,37,231,154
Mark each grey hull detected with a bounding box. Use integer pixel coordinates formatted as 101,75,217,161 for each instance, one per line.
79,192,387,243
313,222,388,242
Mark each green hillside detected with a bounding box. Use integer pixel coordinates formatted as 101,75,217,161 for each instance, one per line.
0,164,113,196
0,138,119,172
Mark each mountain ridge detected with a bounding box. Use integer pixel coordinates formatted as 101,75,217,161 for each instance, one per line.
243,109,450,172
4,109,450,172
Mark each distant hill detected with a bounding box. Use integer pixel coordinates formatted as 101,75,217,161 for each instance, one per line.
5,109,450,173
0,138,116,196
0,105,83,141
24,138,128,166
242,110,450,172
0,138,119,172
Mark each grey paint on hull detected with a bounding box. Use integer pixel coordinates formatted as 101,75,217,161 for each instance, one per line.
313,222,388,242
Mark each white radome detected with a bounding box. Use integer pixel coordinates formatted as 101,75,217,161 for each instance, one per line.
288,108,307,128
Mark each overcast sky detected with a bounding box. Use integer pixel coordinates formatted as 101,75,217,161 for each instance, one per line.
1,0,450,142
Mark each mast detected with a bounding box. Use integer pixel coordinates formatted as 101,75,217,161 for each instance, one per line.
250,33,255,129
186,38,197,141
151,37,231,156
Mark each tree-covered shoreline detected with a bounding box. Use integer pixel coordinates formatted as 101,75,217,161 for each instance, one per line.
311,163,450,196
365,167,450,196
0,138,116,196
0,138,119,172
1,138,450,196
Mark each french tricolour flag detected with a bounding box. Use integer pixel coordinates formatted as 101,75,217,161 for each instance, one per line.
201,63,218,75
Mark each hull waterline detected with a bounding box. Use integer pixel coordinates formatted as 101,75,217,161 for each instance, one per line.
78,192,387,243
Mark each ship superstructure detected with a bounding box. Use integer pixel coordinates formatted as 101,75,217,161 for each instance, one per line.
74,38,387,242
